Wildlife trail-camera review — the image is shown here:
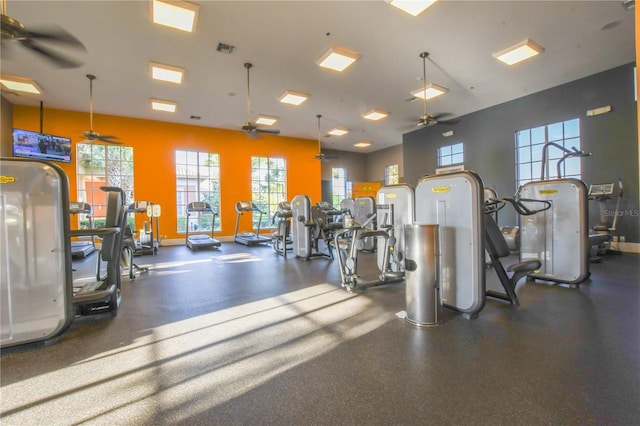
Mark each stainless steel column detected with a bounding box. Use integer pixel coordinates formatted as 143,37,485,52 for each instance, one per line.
404,224,441,326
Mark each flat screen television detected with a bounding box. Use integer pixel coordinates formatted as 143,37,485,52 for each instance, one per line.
12,128,72,163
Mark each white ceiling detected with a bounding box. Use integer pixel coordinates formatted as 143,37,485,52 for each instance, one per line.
1,0,635,153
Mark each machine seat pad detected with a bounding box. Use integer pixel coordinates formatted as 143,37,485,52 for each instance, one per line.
507,259,541,274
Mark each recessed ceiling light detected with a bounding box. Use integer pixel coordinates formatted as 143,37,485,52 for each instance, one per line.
0,74,41,94
278,90,310,106
354,141,372,148
362,109,389,121
255,114,278,126
387,0,438,16
152,0,199,32
493,38,544,66
151,99,177,112
328,126,349,136
411,83,448,100
317,45,361,72
150,62,185,84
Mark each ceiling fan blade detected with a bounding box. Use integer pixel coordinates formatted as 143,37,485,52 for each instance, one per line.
97,135,120,144
256,128,280,135
19,39,82,68
25,26,86,49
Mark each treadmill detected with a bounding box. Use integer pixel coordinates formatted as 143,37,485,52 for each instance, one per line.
69,202,95,258
186,202,221,250
234,201,272,246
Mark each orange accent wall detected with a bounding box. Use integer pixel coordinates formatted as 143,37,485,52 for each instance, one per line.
12,105,321,239
351,181,382,199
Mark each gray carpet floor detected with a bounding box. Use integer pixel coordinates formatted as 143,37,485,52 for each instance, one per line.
1,243,639,425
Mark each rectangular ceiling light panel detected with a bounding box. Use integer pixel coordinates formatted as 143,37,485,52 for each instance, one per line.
255,115,279,126
387,0,438,16
354,141,372,148
317,45,361,72
150,62,185,83
278,90,310,106
151,99,177,112
362,109,389,121
328,127,349,136
493,38,544,65
0,74,41,94
411,83,448,100
152,0,199,32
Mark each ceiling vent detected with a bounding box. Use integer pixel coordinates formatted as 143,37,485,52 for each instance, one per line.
216,42,236,54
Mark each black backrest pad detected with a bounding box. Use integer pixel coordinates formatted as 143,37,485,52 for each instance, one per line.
101,191,123,261
484,214,510,258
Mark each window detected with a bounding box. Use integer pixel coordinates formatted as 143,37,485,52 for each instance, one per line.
175,150,221,233
332,167,347,207
515,118,581,188
251,156,286,229
437,142,464,167
385,164,399,185
76,143,134,227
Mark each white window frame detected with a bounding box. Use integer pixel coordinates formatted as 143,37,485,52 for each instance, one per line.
175,150,221,233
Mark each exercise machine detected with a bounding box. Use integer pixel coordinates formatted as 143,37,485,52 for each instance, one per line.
353,196,376,251
415,170,485,319
291,195,334,260
128,201,160,255
69,201,95,258
186,201,221,250
339,198,355,217
376,183,415,273
271,201,293,257
519,141,592,287
484,197,550,305
334,184,414,291
588,178,624,258
1,158,126,348
234,201,271,246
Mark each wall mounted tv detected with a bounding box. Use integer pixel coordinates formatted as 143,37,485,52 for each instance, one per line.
13,128,72,163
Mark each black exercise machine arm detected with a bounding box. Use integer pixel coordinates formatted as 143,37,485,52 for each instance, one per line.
485,197,551,216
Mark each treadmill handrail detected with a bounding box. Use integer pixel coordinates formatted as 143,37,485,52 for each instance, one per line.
70,227,120,238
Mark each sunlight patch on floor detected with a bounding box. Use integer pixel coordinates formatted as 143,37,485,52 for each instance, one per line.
1,284,393,424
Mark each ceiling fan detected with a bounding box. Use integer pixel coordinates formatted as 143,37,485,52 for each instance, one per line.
0,0,86,68
81,74,120,144
314,114,338,161
241,62,280,139
414,52,457,127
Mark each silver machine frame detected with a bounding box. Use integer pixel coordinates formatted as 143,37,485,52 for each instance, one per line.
519,179,590,286
415,171,485,319
353,196,376,251
518,141,593,287
1,159,126,348
186,201,221,250
334,184,413,292
129,201,160,255
291,195,335,260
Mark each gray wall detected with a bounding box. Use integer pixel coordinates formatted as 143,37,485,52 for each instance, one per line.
403,63,639,243
365,144,404,183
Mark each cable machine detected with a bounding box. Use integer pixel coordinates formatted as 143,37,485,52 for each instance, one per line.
128,201,160,255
